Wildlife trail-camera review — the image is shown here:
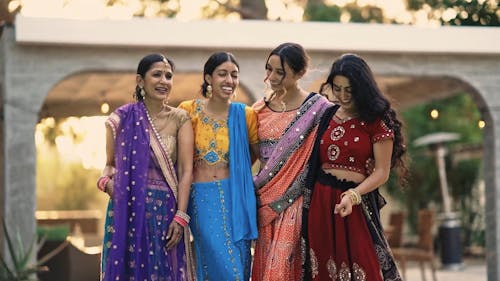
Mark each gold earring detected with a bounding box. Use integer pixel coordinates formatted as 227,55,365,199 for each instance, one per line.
140,87,146,99
162,98,169,108
207,85,213,98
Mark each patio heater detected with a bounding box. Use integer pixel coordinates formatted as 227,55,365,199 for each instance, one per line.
414,132,464,270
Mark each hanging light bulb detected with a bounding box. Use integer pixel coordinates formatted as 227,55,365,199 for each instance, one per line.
101,102,110,114
430,109,439,119
478,120,485,129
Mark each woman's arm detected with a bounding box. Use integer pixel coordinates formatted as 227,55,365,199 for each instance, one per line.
175,120,194,215
166,120,194,250
100,125,116,197
355,139,393,194
335,139,393,217
250,143,260,164
245,106,260,163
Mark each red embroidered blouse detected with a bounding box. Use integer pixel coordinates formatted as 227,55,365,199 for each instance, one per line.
319,115,394,176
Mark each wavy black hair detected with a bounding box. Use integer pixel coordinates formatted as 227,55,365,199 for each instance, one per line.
320,53,408,183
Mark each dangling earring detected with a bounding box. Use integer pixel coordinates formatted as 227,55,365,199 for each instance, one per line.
162,98,169,109
206,85,213,98
140,87,146,100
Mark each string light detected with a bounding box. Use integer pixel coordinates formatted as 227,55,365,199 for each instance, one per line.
478,120,485,129
430,109,439,119
100,102,110,114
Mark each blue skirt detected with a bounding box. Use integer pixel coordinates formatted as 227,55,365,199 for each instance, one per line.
188,179,251,281
101,187,187,281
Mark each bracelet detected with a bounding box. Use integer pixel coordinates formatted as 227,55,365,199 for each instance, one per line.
175,210,190,224
174,216,188,227
341,188,362,205
97,176,111,192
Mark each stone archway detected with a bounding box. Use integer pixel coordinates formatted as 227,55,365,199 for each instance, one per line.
2,17,500,280
41,71,256,119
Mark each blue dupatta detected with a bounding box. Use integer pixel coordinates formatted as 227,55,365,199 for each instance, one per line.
228,102,258,242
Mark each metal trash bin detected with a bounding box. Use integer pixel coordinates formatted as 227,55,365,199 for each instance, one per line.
438,213,464,270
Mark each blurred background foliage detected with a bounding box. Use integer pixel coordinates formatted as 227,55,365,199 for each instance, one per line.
2,0,495,251
386,93,485,249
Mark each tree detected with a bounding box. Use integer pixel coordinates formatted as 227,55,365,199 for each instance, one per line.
304,1,386,23
406,0,499,26
386,93,485,247
203,0,267,19
1,0,20,25
113,0,181,18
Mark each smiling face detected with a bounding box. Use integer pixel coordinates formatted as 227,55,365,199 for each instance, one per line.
137,61,173,102
332,75,356,112
265,54,301,92
205,61,239,102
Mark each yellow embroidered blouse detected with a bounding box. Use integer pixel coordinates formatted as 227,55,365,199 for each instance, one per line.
178,99,258,167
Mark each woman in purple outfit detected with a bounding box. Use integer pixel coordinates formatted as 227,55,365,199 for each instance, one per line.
97,53,196,281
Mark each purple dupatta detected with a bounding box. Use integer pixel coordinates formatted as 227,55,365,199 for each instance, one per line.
104,102,151,280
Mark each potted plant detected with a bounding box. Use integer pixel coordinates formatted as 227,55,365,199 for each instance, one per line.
0,220,69,281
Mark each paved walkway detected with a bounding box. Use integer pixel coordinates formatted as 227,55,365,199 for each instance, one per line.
404,257,486,281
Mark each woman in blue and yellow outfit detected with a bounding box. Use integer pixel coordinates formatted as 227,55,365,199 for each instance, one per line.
178,52,259,281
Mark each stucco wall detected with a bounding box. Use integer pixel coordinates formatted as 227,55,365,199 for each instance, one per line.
1,21,500,279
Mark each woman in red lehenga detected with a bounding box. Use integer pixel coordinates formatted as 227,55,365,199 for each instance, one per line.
303,54,408,281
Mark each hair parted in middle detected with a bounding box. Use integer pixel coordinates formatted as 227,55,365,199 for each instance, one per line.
260,42,310,110
200,52,240,98
134,53,175,101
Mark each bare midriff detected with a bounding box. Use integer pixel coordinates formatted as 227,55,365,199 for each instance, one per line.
193,162,229,182
322,168,365,184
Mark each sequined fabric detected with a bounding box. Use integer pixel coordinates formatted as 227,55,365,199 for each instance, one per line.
251,93,331,281
178,99,258,168
180,101,258,281
302,105,402,281
101,102,193,281
319,117,394,176
188,179,252,281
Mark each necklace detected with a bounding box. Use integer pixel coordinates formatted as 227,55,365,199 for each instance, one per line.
145,106,168,153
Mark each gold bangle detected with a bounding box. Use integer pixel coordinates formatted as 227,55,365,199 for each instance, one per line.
351,188,362,205
175,210,191,224
341,189,362,205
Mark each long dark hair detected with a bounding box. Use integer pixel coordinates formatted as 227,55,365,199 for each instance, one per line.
201,52,239,97
320,53,408,183
134,53,175,101
264,42,309,82
260,42,310,109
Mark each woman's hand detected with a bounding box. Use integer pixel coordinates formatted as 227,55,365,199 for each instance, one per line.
106,178,114,197
166,220,184,250
334,194,354,217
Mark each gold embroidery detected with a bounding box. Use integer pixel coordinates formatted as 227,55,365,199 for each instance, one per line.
330,125,345,141
352,262,367,281
339,262,351,281
326,257,337,280
336,262,367,281
327,144,340,161
310,248,319,278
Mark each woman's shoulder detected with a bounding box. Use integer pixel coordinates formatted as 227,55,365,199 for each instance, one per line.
251,98,266,109
112,102,138,116
179,99,206,115
243,104,256,113
178,99,195,110
169,106,190,117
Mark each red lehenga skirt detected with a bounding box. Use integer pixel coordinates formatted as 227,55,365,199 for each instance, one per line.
305,170,402,281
